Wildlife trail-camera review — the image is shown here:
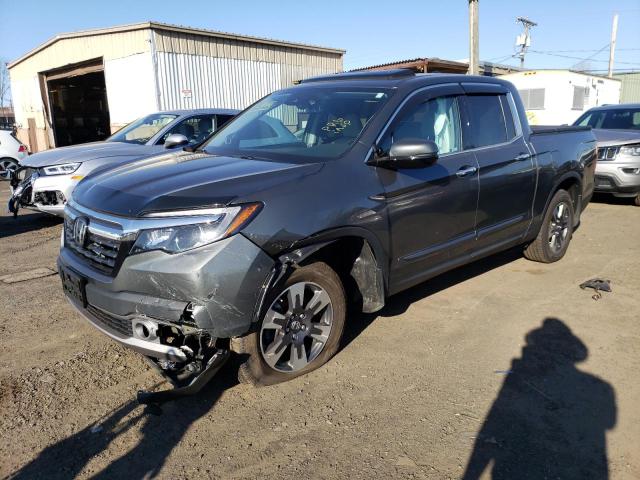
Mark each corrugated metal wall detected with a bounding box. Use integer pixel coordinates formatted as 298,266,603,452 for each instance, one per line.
153,30,342,72
9,24,344,151
155,53,339,110
615,73,640,103
153,29,343,111
156,53,281,110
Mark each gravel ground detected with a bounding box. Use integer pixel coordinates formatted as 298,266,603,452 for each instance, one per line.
1,182,639,479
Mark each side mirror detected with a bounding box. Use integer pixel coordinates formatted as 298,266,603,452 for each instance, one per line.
370,138,439,169
164,133,189,149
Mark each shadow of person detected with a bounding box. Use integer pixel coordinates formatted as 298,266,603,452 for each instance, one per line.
462,318,616,480
9,364,239,480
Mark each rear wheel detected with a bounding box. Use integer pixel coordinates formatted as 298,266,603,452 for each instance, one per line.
231,262,346,386
524,189,574,263
0,158,18,180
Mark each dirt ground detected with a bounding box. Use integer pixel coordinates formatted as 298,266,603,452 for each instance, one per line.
0,181,638,480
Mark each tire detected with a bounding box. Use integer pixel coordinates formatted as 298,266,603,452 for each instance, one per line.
524,189,575,263
0,158,19,181
231,262,346,386
634,194,640,207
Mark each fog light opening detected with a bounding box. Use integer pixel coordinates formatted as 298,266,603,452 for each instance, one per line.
133,319,159,341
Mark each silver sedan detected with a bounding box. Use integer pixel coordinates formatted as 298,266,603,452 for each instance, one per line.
9,108,237,217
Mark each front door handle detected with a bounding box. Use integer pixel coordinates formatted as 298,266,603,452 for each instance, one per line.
515,153,531,161
456,165,478,177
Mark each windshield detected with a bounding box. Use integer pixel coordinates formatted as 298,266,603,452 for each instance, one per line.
108,113,178,144
203,87,391,160
574,108,640,130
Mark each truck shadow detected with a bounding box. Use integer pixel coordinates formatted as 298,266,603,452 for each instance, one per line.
342,246,523,347
9,367,239,480
0,211,62,239
591,192,637,206
461,318,616,479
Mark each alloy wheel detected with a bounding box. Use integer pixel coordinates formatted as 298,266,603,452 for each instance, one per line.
548,201,570,253
0,159,18,180
260,281,333,373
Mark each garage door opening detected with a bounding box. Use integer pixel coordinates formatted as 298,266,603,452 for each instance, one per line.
47,67,111,147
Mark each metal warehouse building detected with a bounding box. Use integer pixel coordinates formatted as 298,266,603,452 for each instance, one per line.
8,22,344,152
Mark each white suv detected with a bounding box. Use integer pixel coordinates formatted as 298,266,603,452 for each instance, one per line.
0,130,28,179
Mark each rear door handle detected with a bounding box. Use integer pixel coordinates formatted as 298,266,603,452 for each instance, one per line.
456,165,478,177
515,153,531,161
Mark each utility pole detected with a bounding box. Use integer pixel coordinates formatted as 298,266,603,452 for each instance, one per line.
608,13,619,78
468,0,479,75
515,16,537,69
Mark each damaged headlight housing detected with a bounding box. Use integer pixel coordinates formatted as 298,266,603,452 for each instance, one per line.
43,162,81,175
131,203,261,254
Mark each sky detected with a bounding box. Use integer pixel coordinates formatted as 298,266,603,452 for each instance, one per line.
1,0,639,80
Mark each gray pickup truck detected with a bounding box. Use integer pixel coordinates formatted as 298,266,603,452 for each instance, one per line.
58,70,596,400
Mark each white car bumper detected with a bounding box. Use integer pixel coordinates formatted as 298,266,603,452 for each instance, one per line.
24,173,82,217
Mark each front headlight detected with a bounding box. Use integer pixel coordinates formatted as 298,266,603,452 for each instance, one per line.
619,145,640,156
131,203,261,254
43,162,81,175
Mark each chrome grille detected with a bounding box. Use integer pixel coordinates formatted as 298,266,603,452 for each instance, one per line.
64,217,121,274
597,147,618,161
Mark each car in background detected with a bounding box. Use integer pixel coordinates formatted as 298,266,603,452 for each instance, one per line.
8,108,238,216
574,104,640,206
0,130,29,180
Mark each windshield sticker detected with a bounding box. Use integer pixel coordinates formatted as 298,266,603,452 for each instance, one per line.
322,118,351,134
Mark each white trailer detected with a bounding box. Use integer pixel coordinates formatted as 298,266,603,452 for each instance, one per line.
500,70,621,125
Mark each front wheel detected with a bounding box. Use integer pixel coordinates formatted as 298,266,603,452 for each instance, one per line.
634,194,640,207
0,158,19,180
231,262,346,386
524,189,575,263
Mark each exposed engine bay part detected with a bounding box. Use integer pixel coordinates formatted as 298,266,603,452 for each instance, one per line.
132,320,231,404
8,167,36,217
138,348,229,404
33,190,66,206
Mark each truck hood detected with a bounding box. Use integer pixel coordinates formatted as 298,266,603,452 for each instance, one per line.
592,129,640,147
73,151,322,217
21,141,150,167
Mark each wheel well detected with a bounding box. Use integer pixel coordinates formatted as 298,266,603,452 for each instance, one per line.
556,177,581,219
297,237,385,313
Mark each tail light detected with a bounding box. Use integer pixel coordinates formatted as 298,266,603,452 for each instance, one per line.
18,145,27,153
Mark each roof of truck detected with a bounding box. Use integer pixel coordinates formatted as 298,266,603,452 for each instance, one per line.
299,69,513,90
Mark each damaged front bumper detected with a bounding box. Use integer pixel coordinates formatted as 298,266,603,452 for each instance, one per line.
8,167,75,217
58,231,275,359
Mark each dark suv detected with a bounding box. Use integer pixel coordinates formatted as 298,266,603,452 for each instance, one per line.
59,70,596,393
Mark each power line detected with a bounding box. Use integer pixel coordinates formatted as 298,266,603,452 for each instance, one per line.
533,48,640,53
529,50,640,66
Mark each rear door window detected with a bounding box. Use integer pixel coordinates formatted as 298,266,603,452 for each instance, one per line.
464,95,509,148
